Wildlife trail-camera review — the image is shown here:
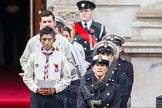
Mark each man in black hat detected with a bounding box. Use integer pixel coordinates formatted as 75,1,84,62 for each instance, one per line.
74,0,106,70
102,34,134,108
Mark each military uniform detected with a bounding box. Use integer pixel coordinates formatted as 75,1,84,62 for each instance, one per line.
93,40,128,108
77,55,121,108
106,57,128,107
74,0,106,68
117,56,133,107
102,34,134,108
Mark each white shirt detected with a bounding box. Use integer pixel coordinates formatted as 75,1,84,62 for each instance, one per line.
81,19,92,30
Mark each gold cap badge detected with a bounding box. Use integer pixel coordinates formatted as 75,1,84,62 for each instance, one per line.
104,41,108,48
110,34,114,41
98,54,102,62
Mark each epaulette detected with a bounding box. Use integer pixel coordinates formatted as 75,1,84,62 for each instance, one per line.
122,59,131,64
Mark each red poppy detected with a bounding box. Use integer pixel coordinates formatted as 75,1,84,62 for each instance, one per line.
55,47,59,51
54,64,58,69
89,28,94,34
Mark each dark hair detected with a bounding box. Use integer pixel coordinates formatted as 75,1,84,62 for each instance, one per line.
39,26,56,39
55,22,64,33
40,10,55,21
63,27,71,37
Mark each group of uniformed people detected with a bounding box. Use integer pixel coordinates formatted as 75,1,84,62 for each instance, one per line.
20,0,134,108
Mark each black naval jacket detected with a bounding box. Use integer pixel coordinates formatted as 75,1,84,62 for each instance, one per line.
77,73,121,108
117,56,134,106
74,20,106,63
107,56,133,108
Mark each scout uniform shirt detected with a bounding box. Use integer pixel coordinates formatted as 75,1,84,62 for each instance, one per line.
20,34,74,72
23,47,71,93
70,40,86,80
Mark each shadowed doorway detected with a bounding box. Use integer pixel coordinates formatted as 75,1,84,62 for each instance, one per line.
0,0,30,66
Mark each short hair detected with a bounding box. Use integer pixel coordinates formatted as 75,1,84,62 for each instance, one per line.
40,10,55,21
39,26,56,39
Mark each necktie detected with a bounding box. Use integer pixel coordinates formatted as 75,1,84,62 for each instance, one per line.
84,22,88,32
42,47,54,80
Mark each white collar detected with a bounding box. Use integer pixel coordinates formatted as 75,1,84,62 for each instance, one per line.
81,19,92,30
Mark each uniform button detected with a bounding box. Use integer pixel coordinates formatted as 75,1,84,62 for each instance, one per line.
106,83,109,86
84,41,87,43
107,104,109,106
112,71,114,73
114,68,117,70
74,38,77,40
103,107,107,108
84,48,87,50
118,64,121,66
91,93,94,96
96,38,98,41
107,93,110,96
91,84,94,87
112,79,114,81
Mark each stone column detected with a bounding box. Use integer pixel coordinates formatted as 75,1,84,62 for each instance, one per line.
124,1,162,108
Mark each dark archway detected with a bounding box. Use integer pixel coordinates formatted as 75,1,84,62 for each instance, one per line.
0,0,30,66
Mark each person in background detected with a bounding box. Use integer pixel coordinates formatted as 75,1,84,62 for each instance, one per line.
23,26,71,108
77,54,121,108
20,10,74,73
102,34,134,108
66,21,85,60
62,26,86,108
74,0,106,70
93,40,128,108
55,16,66,34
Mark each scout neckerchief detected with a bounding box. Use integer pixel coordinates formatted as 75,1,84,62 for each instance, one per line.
41,47,54,80
74,22,95,49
